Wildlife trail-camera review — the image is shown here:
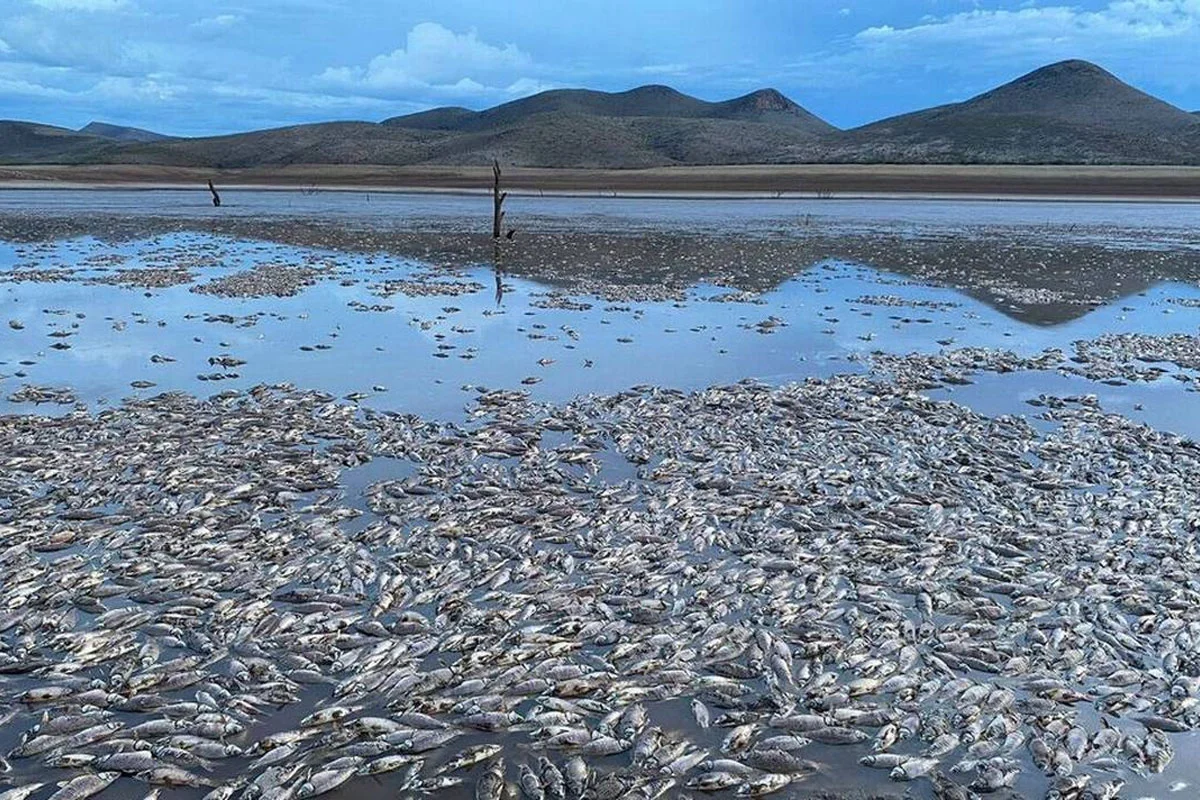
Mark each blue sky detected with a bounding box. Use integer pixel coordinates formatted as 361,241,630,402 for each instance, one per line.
2,0,1199,136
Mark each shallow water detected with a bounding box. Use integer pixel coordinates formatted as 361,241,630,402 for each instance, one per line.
2,231,1198,432
2,196,1200,800
2,190,1199,242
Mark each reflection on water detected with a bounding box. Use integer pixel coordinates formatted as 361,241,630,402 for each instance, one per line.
2,192,1198,331
2,232,1197,430
2,190,1199,238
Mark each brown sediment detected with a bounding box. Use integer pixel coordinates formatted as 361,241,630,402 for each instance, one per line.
3,163,1200,198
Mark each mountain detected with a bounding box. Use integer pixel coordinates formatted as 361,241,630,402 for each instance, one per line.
384,85,835,135
79,121,171,143
65,85,836,169
0,121,116,163
104,116,820,169
831,60,1200,164
375,85,836,166
417,115,823,168
2,63,1198,168
384,106,476,131
107,122,442,168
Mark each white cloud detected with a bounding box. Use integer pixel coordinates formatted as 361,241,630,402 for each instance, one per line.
191,14,243,33
320,22,535,98
635,63,688,76
505,77,556,95
851,1,1200,69
92,75,180,102
0,60,81,101
0,76,70,100
762,0,1200,109
370,22,529,85
206,81,394,114
30,0,128,10
0,38,11,53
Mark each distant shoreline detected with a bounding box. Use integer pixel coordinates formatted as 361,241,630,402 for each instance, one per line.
3,163,1200,201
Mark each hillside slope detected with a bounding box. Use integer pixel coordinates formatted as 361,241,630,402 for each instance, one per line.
385,85,835,135
827,60,1200,164
0,121,117,164
79,122,171,143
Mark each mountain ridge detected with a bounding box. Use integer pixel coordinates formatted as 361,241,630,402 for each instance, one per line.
2,61,1198,167
383,85,836,135
827,60,1199,164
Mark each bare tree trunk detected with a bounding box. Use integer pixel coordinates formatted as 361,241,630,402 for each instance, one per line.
492,160,506,239
208,180,221,208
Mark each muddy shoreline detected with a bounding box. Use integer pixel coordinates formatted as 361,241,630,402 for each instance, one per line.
4,164,1200,199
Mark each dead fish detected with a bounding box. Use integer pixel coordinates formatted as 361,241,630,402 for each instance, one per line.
475,758,505,800
891,758,940,781
564,756,588,800
136,767,215,788
0,786,47,800
438,744,503,774
296,768,356,798
692,699,711,729
743,749,818,774
359,755,417,776
518,763,545,800
47,773,120,800
736,774,793,797
538,757,566,800
687,772,742,792
808,726,868,745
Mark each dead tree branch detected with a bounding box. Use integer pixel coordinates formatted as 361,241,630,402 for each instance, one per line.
492,160,507,239
208,180,221,208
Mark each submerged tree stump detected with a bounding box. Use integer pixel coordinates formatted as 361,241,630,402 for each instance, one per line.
492,160,506,239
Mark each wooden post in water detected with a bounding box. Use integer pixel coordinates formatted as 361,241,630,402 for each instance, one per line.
208,180,222,208
492,160,506,239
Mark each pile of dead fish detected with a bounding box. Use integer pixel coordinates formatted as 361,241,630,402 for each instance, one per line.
707,290,765,304
851,295,959,311
93,269,196,289
370,278,484,299
529,293,594,312
5,384,78,405
978,284,1086,307
571,280,685,304
868,348,1066,390
192,265,320,298
1072,334,1200,382
0,368,1198,799
871,337,1199,392
0,269,76,284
